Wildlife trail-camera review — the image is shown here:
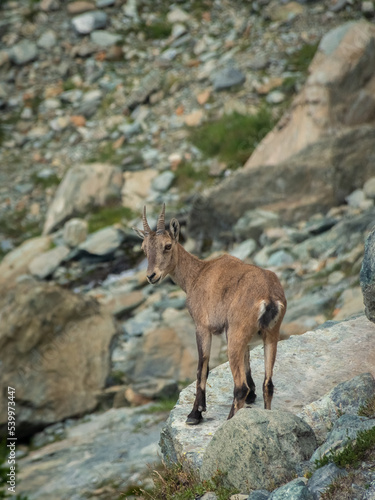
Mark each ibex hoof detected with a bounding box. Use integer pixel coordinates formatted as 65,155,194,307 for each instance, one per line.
246,391,257,404
186,415,202,425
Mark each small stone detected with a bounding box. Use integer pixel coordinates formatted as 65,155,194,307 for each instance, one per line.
168,153,183,169
327,270,345,285
184,109,204,126
362,1,375,15
63,218,88,248
71,11,107,34
363,177,375,199
90,30,122,47
29,246,70,279
307,463,347,499
230,239,257,260
248,491,271,500
152,171,175,193
37,30,57,49
196,89,211,105
200,493,218,500
267,250,294,267
171,23,187,40
345,188,372,209
269,478,312,500
70,115,86,127
50,116,71,132
40,0,60,11
167,7,190,23
78,226,124,256
266,90,285,104
96,0,115,6
67,1,95,14
9,40,38,65
211,66,246,91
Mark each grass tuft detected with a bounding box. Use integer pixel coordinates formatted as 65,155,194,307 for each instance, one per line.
315,426,375,470
173,161,211,192
358,395,375,418
87,205,134,233
141,460,238,500
287,42,319,73
189,108,276,169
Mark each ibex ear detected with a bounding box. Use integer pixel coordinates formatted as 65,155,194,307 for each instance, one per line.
170,218,180,241
132,226,146,240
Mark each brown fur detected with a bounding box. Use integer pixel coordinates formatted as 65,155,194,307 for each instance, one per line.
133,206,287,424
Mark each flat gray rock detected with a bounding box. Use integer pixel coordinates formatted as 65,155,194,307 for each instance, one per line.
299,372,375,444
9,40,38,65
78,226,124,256
307,463,347,499
28,245,70,279
160,315,375,469
71,11,107,34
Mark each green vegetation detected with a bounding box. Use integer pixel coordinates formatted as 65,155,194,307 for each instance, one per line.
87,205,134,233
87,141,122,164
131,461,238,500
143,397,178,414
287,42,319,73
315,426,375,469
173,161,211,192
189,108,276,169
31,172,60,189
140,20,172,40
358,395,375,418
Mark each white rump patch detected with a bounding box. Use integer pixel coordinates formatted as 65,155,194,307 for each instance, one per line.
257,299,267,322
257,299,285,330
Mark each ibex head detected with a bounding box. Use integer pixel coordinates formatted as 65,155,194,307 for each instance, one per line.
132,204,180,284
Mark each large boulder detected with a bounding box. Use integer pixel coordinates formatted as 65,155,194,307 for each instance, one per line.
0,279,118,437
201,409,317,492
360,224,375,322
43,163,123,235
188,21,375,242
160,315,375,469
0,236,51,290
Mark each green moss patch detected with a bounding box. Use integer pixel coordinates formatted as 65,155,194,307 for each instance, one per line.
87,206,134,233
315,426,375,469
287,42,319,73
189,108,276,169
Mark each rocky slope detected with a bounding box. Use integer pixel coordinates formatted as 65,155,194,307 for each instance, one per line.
1,0,375,499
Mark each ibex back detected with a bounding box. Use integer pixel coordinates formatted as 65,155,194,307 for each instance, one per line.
133,205,287,424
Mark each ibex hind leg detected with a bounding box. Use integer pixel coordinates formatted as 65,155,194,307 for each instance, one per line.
263,332,278,410
244,348,256,404
186,331,211,425
227,333,250,419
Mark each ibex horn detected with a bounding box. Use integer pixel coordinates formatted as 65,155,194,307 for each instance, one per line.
156,203,166,234
142,206,152,234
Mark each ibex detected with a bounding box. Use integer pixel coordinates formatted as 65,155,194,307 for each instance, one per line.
133,204,287,425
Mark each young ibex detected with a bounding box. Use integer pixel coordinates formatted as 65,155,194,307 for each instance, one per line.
133,204,287,425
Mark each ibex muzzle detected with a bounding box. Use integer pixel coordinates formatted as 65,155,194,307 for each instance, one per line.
133,204,287,424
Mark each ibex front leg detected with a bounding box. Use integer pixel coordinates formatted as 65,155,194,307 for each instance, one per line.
186,331,211,425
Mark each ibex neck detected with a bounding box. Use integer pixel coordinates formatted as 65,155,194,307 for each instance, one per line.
169,243,205,294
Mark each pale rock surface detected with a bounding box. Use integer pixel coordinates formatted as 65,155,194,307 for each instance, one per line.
28,245,70,279
63,217,88,247
78,226,124,256
160,315,375,468
17,406,165,500
0,236,51,290
122,169,158,210
43,163,123,234
0,280,118,436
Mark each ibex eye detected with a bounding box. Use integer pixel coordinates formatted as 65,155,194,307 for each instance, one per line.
164,244,172,251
